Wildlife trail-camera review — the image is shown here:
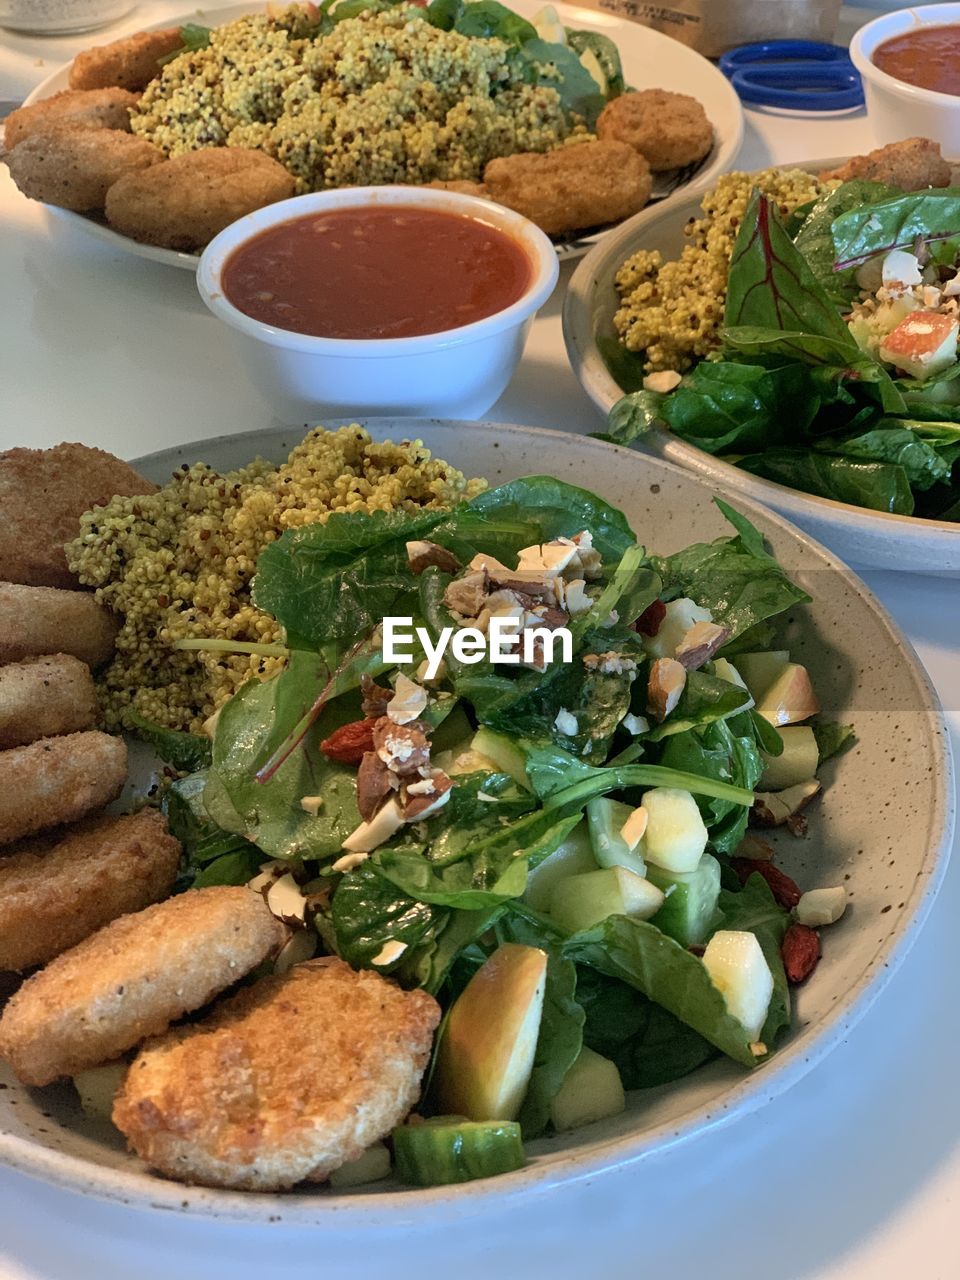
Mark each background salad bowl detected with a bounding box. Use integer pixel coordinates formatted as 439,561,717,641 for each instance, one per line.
0,421,952,1224
563,158,960,574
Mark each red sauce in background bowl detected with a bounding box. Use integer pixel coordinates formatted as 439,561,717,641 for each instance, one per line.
873,24,960,96
221,205,533,341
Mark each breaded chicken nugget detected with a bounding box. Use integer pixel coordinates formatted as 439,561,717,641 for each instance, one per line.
0,730,127,846
68,28,183,93
5,126,163,213
3,89,138,152
819,137,951,191
105,147,297,251
0,886,285,1086
0,654,97,749
0,810,180,971
483,141,651,236
113,959,440,1190
597,89,713,171
0,442,155,589
0,582,118,668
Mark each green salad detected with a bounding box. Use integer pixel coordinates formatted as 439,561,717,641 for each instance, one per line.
143,475,851,1187
607,181,960,520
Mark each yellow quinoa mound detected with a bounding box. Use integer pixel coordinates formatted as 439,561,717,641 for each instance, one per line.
66,426,486,733
131,5,575,191
613,168,827,374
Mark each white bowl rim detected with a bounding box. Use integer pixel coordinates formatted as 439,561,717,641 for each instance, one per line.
0,418,953,1226
563,154,960,543
196,187,560,358
850,2,960,107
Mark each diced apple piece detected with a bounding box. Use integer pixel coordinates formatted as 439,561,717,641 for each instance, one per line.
642,787,708,874
548,866,664,933
549,1047,626,1132
640,598,712,660
752,778,821,829
755,662,820,727
328,1142,392,1188
879,310,959,381
702,930,773,1041
74,1061,128,1121
760,725,819,790
524,822,597,912
795,885,847,926
470,727,530,790
433,943,547,1121
732,651,789,702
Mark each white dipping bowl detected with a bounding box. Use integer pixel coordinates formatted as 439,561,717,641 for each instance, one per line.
197,186,559,422
851,4,960,151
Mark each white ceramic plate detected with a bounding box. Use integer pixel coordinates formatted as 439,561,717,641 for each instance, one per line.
0,420,953,1223
19,0,743,267
563,156,960,574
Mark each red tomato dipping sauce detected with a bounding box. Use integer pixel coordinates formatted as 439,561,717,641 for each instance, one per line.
221,206,533,340
873,24,960,96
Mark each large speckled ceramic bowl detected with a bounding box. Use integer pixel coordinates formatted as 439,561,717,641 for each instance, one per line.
562,163,960,574
0,422,952,1225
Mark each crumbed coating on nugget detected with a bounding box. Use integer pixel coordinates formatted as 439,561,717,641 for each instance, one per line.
3,89,139,151
0,442,156,590
0,886,285,1086
0,810,180,972
0,654,97,749
0,730,127,846
0,582,119,669
483,140,652,236
597,89,713,172
4,126,163,213
68,28,184,93
113,959,440,1190
104,146,296,251
819,137,951,192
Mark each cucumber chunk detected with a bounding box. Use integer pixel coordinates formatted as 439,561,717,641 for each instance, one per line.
548,866,663,933
550,1046,626,1132
647,853,721,946
470,727,530,789
587,796,647,876
524,821,597,912
393,1118,525,1186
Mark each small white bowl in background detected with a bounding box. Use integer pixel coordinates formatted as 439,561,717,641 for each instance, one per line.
197,186,559,422
851,3,960,151
0,0,134,34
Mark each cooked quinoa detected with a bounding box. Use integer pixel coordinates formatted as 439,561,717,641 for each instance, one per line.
131,5,576,191
613,168,827,374
66,426,486,733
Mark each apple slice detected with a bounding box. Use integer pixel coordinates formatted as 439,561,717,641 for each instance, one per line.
548,866,664,933
759,725,819,790
549,1047,626,1132
433,943,547,1121
523,822,597,912
702,930,773,1041
641,787,708,874
755,663,820,727
732,651,789,702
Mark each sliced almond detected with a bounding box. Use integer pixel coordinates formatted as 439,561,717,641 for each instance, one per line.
266,873,307,926
750,779,821,830
675,620,731,670
647,657,686,721
274,929,318,974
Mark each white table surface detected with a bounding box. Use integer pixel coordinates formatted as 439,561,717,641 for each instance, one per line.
2,5,958,1278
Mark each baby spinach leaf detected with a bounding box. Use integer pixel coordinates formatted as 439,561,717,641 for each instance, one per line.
830,188,960,270
814,427,953,490
658,361,820,453
645,670,753,743
454,0,536,43
511,40,606,125
792,178,899,307
127,711,211,773
331,862,447,970
193,847,264,888
813,720,856,762
566,29,625,97
737,448,914,515
658,712,762,854
564,915,762,1068
718,874,790,1046
524,744,756,809
596,337,650,395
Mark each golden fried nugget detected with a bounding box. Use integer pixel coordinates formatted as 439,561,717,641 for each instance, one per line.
0,442,156,590
105,148,297,251
0,654,97,749
3,89,138,151
819,137,951,192
483,141,651,236
597,89,713,172
0,810,180,972
0,730,127,846
0,886,285,1086
0,582,118,668
4,126,163,213
113,959,440,1190
68,28,183,93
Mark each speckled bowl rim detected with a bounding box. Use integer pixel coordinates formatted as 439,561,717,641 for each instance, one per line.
0,421,953,1227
